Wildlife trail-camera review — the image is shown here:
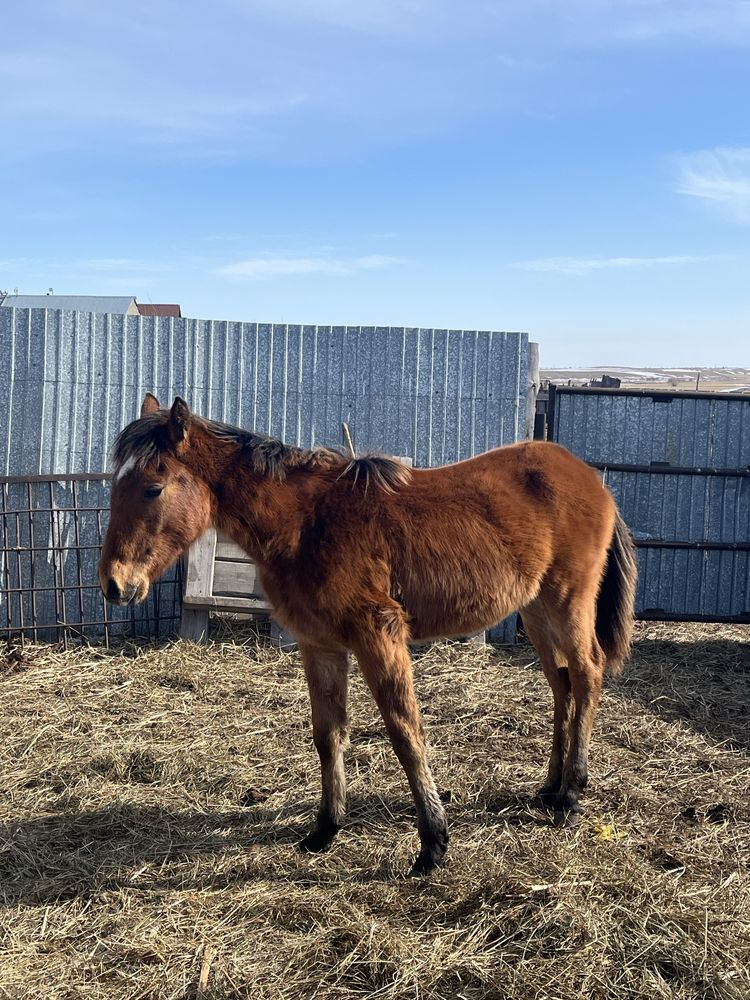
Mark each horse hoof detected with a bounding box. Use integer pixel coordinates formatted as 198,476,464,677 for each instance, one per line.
298,824,339,854
533,786,560,808
409,854,440,877
553,808,582,828
552,812,583,830
408,835,448,877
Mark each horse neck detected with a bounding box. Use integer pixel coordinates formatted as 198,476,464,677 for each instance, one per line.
183,431,306,564
217,473,306,564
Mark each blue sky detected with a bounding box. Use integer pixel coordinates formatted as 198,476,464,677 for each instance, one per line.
1,0,749,366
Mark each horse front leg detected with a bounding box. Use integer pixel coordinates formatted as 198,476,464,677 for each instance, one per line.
298,642,350,853
353,625,448,876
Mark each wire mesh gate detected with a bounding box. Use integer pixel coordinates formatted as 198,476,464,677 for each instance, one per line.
0,474,182,646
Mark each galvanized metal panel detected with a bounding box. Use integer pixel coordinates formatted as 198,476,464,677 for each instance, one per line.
553,388,750,622
1,308,528,641
602,469,750,620
554,389,750,468
601,471,750,544
635,548,749,620
1,309,528,475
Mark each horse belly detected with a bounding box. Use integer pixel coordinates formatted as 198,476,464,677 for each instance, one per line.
398,556,537,642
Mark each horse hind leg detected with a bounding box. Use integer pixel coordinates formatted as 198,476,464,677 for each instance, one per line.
554,627,606,822
298,643,350,853
532,588,607,824
520,605,573,803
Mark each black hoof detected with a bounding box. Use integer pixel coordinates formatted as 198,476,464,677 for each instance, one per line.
553,807,582,828
533,785,561,808
533,786,584,826
298,818,340,854
409,852,441,877
408,830,449,877
549,790,583,827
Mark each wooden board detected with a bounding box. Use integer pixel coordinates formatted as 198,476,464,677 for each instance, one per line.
182,594,273,613
181,527,276,640
215,536,253,562
183,527,217,601
213,558,263,598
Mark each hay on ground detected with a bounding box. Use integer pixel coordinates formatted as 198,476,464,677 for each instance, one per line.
0,621,748,999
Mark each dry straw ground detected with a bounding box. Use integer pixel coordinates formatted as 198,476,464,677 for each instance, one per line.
0,622,748,999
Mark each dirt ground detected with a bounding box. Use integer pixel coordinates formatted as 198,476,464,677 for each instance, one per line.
0,621,748,999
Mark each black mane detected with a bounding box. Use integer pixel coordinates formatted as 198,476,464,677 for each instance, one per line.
112,413,411,493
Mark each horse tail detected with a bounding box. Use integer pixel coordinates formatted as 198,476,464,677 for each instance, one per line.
595,510,638,676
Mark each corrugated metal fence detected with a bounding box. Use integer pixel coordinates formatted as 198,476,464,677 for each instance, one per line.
1,309,528,474
1,308,529,642
550,386,750,623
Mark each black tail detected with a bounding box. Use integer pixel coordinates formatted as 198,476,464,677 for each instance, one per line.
595,511,638,675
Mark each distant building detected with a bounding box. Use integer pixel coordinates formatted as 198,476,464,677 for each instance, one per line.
586,374,622,388
0,294,139,315
0,294,182,318
136,303,182,317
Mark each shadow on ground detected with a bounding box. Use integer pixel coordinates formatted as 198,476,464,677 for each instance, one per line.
612,635,750,751
0,789,550,905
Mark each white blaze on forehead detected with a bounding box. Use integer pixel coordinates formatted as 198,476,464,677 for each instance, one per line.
115,455,138,482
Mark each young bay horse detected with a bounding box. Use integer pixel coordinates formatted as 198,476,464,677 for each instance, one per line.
99,394,637,875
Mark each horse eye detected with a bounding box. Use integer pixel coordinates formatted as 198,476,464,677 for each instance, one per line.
143,484,164,499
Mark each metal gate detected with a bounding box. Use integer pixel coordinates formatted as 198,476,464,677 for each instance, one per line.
1,474,182,646
549,386,750,623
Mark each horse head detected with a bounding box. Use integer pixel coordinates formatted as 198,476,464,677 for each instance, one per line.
98,394,212,605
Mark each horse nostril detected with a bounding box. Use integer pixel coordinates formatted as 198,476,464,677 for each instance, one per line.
106,578,122,603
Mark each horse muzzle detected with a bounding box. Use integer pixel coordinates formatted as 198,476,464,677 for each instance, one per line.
104,577,139,606
99,560,150,606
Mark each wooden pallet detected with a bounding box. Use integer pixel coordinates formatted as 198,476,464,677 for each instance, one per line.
180,527,293,646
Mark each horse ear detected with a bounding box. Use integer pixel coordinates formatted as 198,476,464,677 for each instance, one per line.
140,392,161,417
168,396,191,444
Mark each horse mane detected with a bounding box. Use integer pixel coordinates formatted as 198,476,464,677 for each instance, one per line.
112,413,411,493
337,455,411,493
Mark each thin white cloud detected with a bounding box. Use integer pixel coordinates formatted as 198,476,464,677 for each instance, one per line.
3,1,750,164
575,0,750,46
2,256,176,278
217,253,403,278
249,0,442,36
249,0,750,46
675,147,750,224
513,254,714,275
6,0,750,162
80,258,175,274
